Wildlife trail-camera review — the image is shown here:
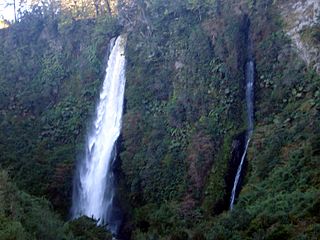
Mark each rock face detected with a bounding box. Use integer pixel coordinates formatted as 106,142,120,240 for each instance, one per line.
279,0,320,73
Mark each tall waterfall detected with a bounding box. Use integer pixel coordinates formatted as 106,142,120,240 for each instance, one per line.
230,60,254,210
72,35,126,234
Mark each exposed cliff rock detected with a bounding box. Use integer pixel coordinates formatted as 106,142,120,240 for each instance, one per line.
279,0,320,73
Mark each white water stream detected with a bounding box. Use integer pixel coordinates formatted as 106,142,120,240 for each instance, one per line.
72,35,126,233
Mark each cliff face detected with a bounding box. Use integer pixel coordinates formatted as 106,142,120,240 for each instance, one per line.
0,16,121,215
119,0,320,238
279,0,320,73
0,1,319,239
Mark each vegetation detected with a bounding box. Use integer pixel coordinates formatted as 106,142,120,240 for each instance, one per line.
0,170,113,239
0,2,121,238
0,0,319,239
119,0,320,238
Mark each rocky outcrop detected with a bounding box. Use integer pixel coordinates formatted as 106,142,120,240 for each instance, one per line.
279,0,320,73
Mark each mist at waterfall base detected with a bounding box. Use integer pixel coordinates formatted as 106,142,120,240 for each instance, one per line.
71,35,126,235
229,59,254,210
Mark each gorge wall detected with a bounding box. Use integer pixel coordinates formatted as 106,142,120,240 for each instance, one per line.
119,0,320,238
279,0,320,73
0,0,319,239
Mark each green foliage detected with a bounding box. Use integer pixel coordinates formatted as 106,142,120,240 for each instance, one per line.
1,0,319,239
0,218,26,240
123,0,242,210
0,8,120,215
0,170,68,239
120,0,248,238
301,26,320,46
202,133,233,214
68,217,112,240
120,0,320,238
0,171,112,240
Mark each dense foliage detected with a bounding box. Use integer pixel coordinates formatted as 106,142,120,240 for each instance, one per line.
0,170,113,239
0,0,319,239
119,0,320,239
0,5,121,238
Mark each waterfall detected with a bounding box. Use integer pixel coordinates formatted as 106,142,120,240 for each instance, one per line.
230,60,254,210
71,35,126,234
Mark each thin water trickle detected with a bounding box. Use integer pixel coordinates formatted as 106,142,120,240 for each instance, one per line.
230,60,254,210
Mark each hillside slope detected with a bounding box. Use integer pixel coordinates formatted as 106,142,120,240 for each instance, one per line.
119,0,320,238
0,0,319,239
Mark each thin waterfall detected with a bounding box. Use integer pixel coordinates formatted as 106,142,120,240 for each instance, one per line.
230,59,254,210
71,35,126,234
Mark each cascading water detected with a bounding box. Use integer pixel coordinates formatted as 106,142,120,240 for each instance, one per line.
71,35,126,234
229,59,254,210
